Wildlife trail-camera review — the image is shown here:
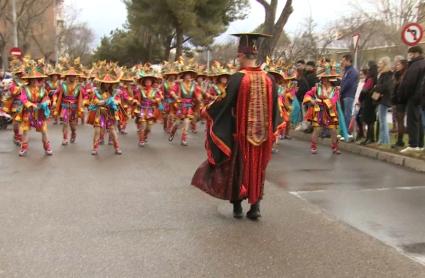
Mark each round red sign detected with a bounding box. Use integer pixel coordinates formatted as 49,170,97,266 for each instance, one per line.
401,23,424,46
9,47,22,57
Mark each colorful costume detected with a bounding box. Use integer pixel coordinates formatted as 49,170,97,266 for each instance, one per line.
303,84,340,128
207,62,232,102
117,67,135,134
303,62,342,154
45,64,62,116
88,89,121,130
17,58,52,156
191,33,284,220
161,62,179,133
19,86,50,133
54,57,84,145
169,77,202,146
134,68,163,146
1,58,25,144
264,59,289,145
87,62,122,155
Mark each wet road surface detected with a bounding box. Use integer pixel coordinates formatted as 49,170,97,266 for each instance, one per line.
268,138,425,265
0,123,424,277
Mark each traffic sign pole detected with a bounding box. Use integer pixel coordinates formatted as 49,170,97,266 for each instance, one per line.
352,33,360,69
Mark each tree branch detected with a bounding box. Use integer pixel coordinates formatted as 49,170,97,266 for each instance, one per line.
273,0,293,33
256,0,270,9
171,36,191,49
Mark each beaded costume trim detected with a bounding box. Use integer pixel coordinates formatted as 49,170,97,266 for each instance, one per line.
247,72,268,146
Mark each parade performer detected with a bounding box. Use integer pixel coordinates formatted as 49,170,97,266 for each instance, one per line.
206,62,231,102
285,67,301,132
196,68,210,100
85,66,97,103
45,64,62,124
190,66,208,133
54,57,84,145
191,33,284,220
117,67,135,135
17,58,52,157
199,70,213,124
134,66,163,147
1,57,25,145
87,62,122,155
264,58,288,152
161,62,179,133
303,62,341,154
78,67,94,125
169,58,202,146
278,66,296,140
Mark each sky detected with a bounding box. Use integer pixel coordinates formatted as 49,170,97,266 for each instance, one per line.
65,0,355,47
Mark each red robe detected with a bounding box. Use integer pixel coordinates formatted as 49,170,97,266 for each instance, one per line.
192,67,284,204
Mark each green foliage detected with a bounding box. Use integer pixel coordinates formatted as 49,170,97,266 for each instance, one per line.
92,29,163,65
93,0,248,63
124,0,248,60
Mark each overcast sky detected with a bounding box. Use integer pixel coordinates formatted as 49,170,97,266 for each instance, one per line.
65,0,355,46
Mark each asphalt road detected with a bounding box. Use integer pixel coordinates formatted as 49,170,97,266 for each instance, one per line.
0,122,425,277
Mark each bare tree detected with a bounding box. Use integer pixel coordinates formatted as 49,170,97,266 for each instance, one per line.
0,0,55,68
0,0,11,68
8,0,54,54
61,23,94,62
205,42,239,64
350,0,423,51
274,17,334,63
53,4,95,63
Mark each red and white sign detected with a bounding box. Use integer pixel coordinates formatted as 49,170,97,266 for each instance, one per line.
401,23,424,46
9,47,22,57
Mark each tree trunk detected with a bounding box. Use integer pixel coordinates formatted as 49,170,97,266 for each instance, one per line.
147,34,153,62
175,25,183,61
257,0,293,62
1,44,7,70
163,35,174,61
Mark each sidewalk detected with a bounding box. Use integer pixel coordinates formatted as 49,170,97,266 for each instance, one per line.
291,131,425,172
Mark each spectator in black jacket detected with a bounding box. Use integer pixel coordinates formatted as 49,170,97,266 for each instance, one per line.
295,67,309,105
305,61,318,90
359,62,378,145
400,46,425,153
391,57,408,148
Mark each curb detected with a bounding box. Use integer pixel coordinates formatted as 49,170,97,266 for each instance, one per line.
291,131,425,173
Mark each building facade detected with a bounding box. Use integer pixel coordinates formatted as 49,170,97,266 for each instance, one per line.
0,0,64,70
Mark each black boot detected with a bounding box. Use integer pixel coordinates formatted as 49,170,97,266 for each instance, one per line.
233,200,243,219
246,202,261,221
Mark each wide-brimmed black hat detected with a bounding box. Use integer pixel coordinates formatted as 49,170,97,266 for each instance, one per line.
232,33,272,55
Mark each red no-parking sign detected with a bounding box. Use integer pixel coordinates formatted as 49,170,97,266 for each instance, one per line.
401,23,424,46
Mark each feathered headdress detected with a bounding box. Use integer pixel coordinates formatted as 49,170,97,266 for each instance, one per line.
22,56,48,79
94,61,121,84
177,56,198,75
60,55,83,77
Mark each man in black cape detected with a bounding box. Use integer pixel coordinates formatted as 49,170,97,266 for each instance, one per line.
191,33,284,220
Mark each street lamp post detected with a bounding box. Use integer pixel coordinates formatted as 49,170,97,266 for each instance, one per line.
352,33,360,69
11,0,18,48
206,48,210,74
